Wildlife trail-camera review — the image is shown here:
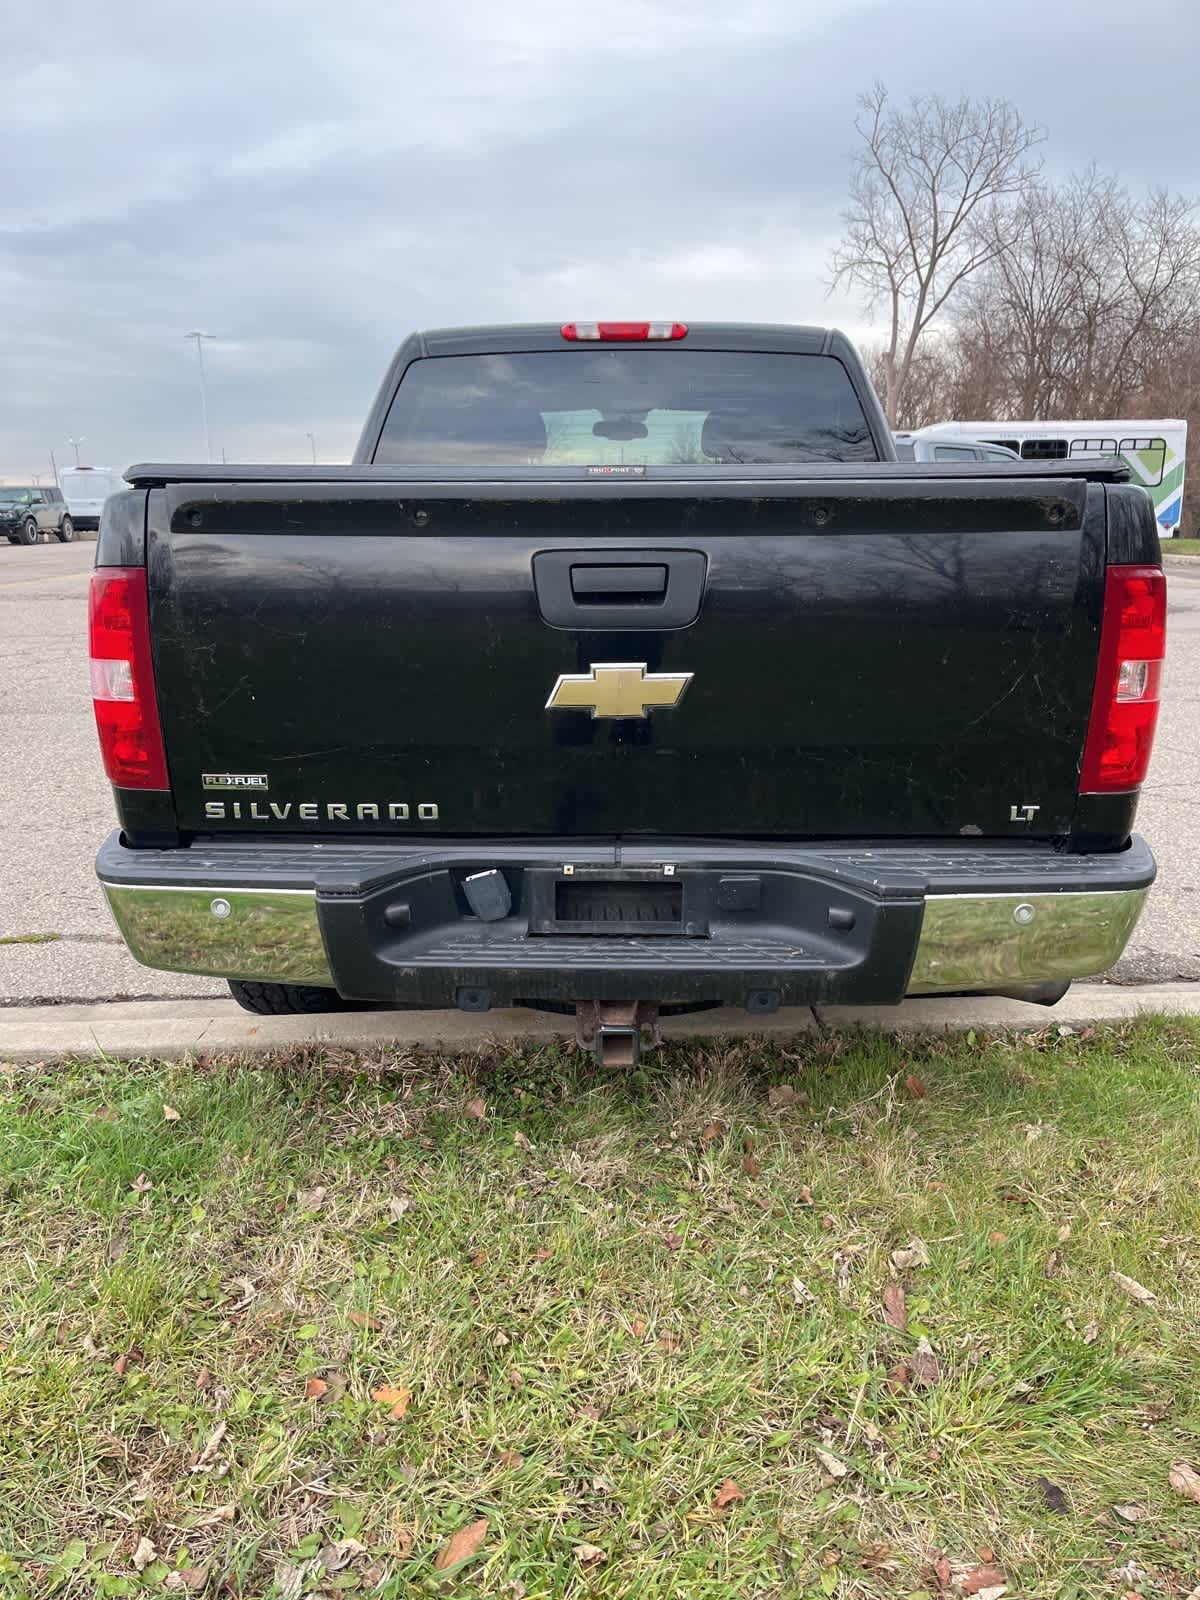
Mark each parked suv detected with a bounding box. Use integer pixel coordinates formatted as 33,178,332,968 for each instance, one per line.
0,486,75,545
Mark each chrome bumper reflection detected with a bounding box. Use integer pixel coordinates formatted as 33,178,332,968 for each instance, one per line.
907,889,1148,994
101,883,333,987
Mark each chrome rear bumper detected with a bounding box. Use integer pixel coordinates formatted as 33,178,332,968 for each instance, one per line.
98,833,1153,1006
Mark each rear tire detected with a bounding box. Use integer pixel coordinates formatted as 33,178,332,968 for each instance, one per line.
56,516,75,542
228,979,355,1014
17,518,39,546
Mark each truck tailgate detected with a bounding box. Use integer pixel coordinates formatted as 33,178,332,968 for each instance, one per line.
146,474,1103,841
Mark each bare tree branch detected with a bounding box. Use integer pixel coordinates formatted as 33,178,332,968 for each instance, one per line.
829,82,1043,423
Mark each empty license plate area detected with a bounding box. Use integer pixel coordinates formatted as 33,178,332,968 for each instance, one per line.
528,869,697,936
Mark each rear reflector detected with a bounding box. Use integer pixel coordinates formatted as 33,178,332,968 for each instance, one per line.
561,321,688,342
1079,564,1166,793
89,567,169,790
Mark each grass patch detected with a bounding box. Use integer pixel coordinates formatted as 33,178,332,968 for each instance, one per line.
0,933,62,946
2,1021,1200,1596
1165,537,1200,555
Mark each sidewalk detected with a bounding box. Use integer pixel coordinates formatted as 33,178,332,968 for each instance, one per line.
2,984,1198,1063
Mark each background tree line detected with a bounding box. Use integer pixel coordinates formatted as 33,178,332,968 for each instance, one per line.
831,85,1200,533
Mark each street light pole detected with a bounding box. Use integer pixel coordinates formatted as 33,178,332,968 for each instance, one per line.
185,332,217,462
306,431,317,464
67,436,85,467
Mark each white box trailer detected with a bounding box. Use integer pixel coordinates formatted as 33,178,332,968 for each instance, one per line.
59,466,120,531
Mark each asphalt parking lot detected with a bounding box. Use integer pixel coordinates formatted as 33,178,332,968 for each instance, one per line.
1,538,1197,1005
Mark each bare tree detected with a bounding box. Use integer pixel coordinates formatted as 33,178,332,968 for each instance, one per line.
957,172,1200,418
830,83,1043,424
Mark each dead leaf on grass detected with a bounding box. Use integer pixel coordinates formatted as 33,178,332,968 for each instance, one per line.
1169,1460,1200,1503
189,1504,236,1528
700,1121,724,1144
1112,1271,1157,1305
387,1194,412,1220
815,1447,848,1480
885,1361,909,1394
792,1277,815,1305
910,1337,941,1387
662,1231,683,1252
162,1104,181,1122
574,1543,605,1565
631,1317,647,1337
988,1231,1008,1247
890,1238,930,1271
961,1568,1007,1596
304,1378,328,1400
195,1368,213,1391
131,1536,157,1572
904,1073,927,1099
349,1310,381,1331
513,1129,535,1151
464,1097,487,1120
371,1384,411,1419
768,1084,798,1108
1112,1503,1147,1524
931,1552,952,1593
129,1173,152,1193
798,1183,814,1205
1083,1320,1100,1345
741,1154,761,1177
497,1449,524,1469
164,1569,207,1592
434,1517,489,1571
882,1283,907,1330
712,1478,745,1510
190,1419,227,1472
1036,1476,1069,1514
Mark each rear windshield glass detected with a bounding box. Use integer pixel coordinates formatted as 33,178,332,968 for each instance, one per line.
376,350,877,466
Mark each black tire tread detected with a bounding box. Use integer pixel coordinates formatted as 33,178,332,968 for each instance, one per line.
228,979,351,1015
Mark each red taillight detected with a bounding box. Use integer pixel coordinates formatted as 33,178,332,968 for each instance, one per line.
1079,564,1166,793
561,321,688,342
89,567,169,790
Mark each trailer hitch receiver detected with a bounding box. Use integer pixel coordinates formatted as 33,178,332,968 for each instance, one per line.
575,1001,660,1067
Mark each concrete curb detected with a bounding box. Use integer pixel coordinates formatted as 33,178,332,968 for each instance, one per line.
1,985,1198,1064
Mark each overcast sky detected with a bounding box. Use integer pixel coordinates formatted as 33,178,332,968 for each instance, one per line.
3,0,1197,480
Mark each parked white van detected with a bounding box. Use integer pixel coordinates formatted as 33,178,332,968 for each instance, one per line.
59,466,120,532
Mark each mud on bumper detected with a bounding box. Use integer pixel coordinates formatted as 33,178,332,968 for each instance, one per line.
96,833,1155,1011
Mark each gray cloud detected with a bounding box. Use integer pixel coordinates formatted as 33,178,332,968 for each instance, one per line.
3,0,1196,478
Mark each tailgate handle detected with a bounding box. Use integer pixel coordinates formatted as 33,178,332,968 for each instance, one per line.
533,549,707,630
570,564,667,602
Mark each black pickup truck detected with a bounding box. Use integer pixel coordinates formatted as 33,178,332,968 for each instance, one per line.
92,322,1163,1060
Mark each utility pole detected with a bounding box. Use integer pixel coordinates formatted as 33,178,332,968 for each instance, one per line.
184,332,217,462
306,431,317,464
49,448,60,486
67,436,85,467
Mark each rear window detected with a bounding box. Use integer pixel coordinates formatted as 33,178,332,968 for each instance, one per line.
375,350,877,466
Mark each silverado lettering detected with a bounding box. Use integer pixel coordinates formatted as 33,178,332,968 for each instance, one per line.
202,801,439,821
90,321,1163,1058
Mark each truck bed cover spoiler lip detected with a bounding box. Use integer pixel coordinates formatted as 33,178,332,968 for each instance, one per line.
124,460,1133,488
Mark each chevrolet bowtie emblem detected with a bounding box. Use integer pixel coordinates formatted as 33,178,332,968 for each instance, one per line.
545,662,693,719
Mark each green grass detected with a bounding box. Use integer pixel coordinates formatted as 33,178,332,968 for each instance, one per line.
0,934,61,946
3,1020,1200,1598
1165,537,1200,555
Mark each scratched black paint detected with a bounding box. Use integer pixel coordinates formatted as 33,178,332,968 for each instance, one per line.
139,477,1112,842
